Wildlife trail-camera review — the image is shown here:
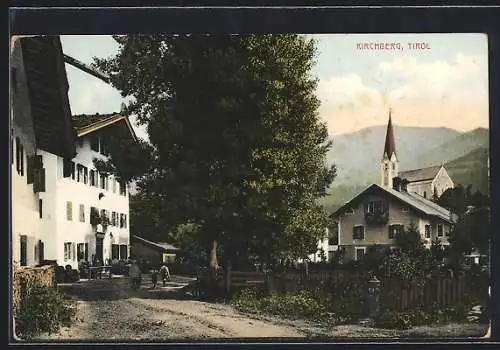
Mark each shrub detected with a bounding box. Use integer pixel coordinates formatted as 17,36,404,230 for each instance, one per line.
231,287,349,326
375,304,470,330
14,283,76,340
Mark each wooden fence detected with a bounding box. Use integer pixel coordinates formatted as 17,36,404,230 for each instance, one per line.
221,269,489,312
380,275,469,311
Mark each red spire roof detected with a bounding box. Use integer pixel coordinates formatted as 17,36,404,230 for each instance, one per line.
383,109,396,159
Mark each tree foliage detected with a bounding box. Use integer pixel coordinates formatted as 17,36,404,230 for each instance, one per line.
394,222,426,258
94,34,336,265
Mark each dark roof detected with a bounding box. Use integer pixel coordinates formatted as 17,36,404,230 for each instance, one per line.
72,113,119,129
382,109,396,159
72,113,137,141
331,183,457,224
132,235,179,252
399,165,442,183
18,36,76,159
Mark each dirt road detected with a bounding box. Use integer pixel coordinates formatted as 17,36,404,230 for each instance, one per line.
36,276,489,341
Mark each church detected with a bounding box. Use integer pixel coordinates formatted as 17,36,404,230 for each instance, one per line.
311,110,458,263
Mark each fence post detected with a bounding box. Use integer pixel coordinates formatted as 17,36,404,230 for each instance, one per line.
365,274,381,321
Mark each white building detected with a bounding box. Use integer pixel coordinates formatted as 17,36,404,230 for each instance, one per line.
11,35,135,269
38,113,136,269
10,36,76,267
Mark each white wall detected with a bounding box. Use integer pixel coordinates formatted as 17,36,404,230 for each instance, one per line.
11,39,42,267
39,135,130,269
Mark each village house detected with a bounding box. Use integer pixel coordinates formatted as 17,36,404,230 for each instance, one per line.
11,35,135,269
10,36,76,267
327,110,457,263
130,235,180,266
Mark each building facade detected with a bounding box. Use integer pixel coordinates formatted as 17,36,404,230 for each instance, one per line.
399,165,454,199
331,184,456,262
11,35,134,269
38,114,135,269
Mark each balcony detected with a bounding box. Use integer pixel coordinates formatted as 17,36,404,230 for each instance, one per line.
364,200,389,225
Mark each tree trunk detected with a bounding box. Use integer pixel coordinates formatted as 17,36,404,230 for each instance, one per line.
209,239,219,297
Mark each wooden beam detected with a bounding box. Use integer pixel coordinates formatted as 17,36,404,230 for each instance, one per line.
63,54,110,83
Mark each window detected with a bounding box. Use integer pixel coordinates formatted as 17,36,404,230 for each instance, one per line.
100,174,106,190
79,204,85,222
64,242,73,261
402,207,409,213
100,138,108,155
20,236,27,266
77,164,83,182
423,191,427,199
77,243,86,261
388,224,404,239
345,207,354,216
83,167,88,184
366,200,385,213
328,222,339,245
355,247,366,261
111,212,117,226
119,245,128,260
105,176,109,191
66,201,73,221
112,244,120,260
39,199,43,219
392,163,396,171
90,170,96,186
123,214,127,228
437,224,443,237
15,137,24,176
384,164,388,171
425,225,431,238
71,161,76,180
353,225,365,240
84,243,89,261
119,181,126,196
112,178,116,193
90,135,99,152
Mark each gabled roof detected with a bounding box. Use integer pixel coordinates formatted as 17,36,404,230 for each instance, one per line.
399,165,442,183
72,113,137,141
330,183,457,224
382,109,396,159
132,235,179,252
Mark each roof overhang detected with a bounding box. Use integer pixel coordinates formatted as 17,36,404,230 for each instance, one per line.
75,114,137,142
330,184,455,224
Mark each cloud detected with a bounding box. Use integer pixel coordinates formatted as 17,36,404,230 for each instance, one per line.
376,53,488,101
317,53,489,135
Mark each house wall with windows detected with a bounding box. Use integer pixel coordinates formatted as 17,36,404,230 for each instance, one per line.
10,39,42,267
38,134,130,269
335,193,452,263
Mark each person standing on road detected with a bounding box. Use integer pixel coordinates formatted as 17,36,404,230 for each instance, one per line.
160,263,171,287
151,267,158,289
129,259,142,290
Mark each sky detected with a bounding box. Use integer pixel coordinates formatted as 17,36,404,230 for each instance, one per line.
60,33,489,139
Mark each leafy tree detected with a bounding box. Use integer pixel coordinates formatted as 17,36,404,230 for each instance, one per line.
94,35,336,281
394,222,426,258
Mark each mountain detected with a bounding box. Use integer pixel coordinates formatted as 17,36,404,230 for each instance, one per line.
326,125,461,186
417,128,489,168
321,125,489,213
445,146,489,195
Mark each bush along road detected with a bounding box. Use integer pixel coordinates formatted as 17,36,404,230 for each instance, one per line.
32,275,490,341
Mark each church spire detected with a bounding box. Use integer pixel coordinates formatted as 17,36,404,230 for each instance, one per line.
383,108,396,159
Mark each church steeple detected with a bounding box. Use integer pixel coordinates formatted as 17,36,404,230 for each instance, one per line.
380,108,399,188
383,108,396,159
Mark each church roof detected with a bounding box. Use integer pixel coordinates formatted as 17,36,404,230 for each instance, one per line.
399,165,442,183
382,110,396,158
330,183,457,224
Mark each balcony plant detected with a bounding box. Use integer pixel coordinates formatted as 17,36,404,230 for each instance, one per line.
364,201,389,225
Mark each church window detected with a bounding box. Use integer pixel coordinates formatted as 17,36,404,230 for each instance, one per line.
423,191,427,199
384,164,388,171
392,163,396,171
